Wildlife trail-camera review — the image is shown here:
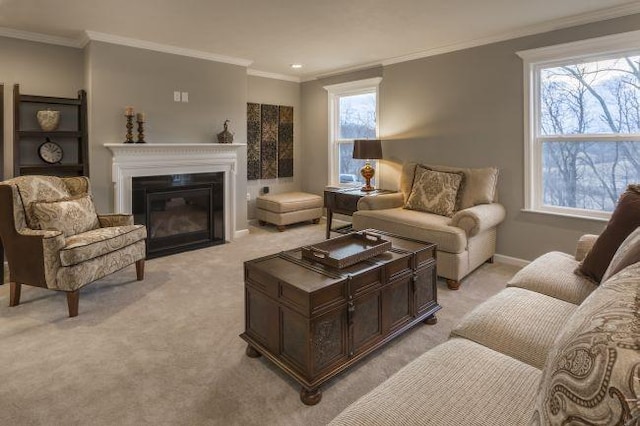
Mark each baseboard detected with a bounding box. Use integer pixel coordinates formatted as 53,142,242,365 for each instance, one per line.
234,229,250,238
494,254,530,268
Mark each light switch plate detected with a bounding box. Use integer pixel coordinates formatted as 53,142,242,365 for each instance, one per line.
181,92,189,103
173,91,181,102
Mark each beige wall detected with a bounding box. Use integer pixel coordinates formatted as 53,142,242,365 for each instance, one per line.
0,36,84,179
85,41,248,230
301,15,640,261
246,75,301,219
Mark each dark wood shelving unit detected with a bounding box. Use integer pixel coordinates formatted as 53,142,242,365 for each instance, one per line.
13,84,89,178
18,130,83,138
1,83,5,284
19,164,85,174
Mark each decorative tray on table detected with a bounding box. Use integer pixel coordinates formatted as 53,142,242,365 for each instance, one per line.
301,231,392,269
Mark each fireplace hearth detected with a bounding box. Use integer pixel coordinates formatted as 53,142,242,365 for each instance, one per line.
133,173,224,258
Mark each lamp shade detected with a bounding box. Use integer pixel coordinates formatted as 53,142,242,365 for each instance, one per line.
352,139,382,160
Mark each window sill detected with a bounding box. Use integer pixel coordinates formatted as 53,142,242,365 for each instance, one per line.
520,208,609,223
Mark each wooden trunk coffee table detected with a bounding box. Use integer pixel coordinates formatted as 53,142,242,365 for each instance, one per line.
240,230,440,405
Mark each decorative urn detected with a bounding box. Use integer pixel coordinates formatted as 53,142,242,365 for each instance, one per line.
217,120,234,144
36,109,61,131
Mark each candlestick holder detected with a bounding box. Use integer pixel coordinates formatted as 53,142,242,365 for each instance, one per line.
124,115,134,144
136,120,146,143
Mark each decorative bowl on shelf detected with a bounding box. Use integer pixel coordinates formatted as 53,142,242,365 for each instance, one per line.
36,109,60,131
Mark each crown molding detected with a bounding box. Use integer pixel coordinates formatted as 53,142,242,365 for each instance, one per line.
310,63,383,82
516,28,640,63
247,69,301,83
0,26,83,48
307,2,640,80
84,31,253,67
1,1,639,78
323,77,382,94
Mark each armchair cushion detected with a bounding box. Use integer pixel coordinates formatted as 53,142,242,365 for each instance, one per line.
12,175,71,228
62,176,91,196
31,195,100,237
357,192,404,211
405,168,463,217
98,213,134,227
56,241,146,292
353,207,467,253
449,203,506,237
60,225,147,267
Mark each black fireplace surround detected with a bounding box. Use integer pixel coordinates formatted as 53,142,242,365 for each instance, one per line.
132,172,225,258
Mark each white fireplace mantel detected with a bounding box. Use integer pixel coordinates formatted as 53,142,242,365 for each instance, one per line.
105,143,246,241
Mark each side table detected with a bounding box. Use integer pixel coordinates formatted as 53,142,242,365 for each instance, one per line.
324,187,395,239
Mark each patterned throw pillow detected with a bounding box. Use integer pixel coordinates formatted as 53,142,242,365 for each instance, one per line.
531,261,640,425
31,195,100,237
404,167,463,217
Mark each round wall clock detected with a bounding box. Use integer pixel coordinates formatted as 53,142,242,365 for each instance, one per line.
38,137,63,164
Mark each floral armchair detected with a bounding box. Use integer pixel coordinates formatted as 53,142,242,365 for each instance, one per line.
0,175,147,317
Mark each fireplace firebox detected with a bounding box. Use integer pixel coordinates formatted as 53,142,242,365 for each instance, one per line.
132,173,225,258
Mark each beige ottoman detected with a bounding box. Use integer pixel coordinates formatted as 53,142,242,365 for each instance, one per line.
256,192,323,231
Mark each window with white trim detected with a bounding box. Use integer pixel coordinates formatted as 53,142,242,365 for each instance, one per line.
518,31,640,220
324,78,381,186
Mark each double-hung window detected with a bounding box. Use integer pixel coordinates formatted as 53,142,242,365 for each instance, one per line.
324,78,381,186
518,31,640,220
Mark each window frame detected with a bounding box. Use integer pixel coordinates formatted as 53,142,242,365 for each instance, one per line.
517,29,640,221
324,77,382,187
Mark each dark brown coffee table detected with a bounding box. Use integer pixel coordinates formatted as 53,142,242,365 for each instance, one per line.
240,230,440,405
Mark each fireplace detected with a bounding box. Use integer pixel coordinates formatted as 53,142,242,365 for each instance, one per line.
105,143,246,242
132,173,225,258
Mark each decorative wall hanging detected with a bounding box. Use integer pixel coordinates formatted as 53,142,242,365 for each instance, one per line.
247,103,293,180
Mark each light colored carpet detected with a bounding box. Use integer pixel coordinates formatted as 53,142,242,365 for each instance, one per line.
0,222,519,425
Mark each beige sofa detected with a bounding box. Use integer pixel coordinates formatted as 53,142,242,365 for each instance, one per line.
330,234,640,425
353,163,505,289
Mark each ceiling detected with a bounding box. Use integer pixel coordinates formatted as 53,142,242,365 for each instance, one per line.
0,0,639,80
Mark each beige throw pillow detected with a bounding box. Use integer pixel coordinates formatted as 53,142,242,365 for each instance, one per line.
601,225,640,282
31,194,100,237
404,168,463,217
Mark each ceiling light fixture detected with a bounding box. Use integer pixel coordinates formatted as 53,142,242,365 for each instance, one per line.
290,64,303,69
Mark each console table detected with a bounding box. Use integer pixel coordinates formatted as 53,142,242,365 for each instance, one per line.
240,230,439,405
324,187,395,239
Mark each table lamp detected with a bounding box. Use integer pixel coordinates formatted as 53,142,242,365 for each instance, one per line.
352,139,382,191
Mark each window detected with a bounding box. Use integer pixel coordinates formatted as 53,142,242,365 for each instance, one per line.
324,78,381,186
518,31,640,220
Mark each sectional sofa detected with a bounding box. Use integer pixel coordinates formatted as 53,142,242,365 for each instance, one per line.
330,233,640,425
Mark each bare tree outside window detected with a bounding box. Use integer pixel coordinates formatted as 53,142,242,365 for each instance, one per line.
539,55,640,212
337,93,376,185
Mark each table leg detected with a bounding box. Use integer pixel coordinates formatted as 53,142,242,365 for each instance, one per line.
423,314,438,325
300,387,322,405
325,208,333,239
245,344,262,358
